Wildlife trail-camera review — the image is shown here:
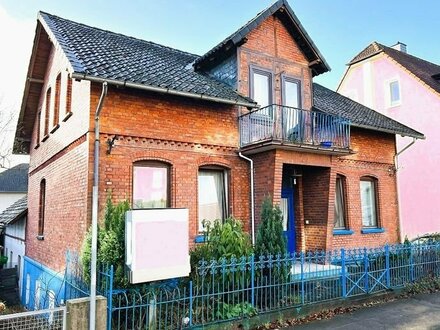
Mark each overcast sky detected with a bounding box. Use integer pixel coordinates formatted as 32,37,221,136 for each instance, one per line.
0,0,438,168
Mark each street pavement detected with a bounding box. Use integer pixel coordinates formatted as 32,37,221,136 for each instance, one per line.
291,292,440,330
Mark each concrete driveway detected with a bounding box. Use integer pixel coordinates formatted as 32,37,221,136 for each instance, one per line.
291,292,440,330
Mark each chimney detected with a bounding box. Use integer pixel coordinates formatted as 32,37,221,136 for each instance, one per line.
391,42,407,53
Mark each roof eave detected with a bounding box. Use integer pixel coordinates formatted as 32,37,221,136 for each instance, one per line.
347,50,383,66
282,0,330,74
71,73,258,108
351,123,425,140
195,0,330,74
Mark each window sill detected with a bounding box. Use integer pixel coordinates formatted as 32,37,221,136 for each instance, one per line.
388,102,401,109
194,235,207,243
41,135,49,142
361,228,385,234
333,229,354,235
62,112,73,122
36,235,44,241
50,124,60,134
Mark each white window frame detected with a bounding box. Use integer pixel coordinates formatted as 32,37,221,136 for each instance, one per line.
360,177,379,228
197,168,229,232
386,78,402,108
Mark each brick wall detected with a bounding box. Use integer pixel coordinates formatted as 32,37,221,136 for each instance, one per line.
29,41,91,171
26,139,89,271
249,127,399,252
327,128,399,250
26,35,92,270
302,167,331,251
90,85,251,244
237,15,313,109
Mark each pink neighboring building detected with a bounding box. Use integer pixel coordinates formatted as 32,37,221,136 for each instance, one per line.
338,42,440,240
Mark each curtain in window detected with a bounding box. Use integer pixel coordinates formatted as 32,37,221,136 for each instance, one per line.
198,170,226,231
334,177,346,229
360,180,377,227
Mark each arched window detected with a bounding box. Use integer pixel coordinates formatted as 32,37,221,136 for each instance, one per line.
53,73,61,128
65,77,72,115
44,88,51,137
38,179,46,238
132,161,170,209
334,174,347,229
360,176,379,228
198,166,229,231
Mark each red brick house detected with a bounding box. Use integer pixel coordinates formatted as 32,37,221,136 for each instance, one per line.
15,0,423,285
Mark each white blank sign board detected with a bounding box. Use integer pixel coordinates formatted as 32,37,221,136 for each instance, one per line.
125,208,190,283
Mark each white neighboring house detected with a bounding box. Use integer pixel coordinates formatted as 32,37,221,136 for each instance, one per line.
0,195,27,298
0,163,29,213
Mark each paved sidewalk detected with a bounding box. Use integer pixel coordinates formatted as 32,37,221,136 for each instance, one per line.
291,292,440,330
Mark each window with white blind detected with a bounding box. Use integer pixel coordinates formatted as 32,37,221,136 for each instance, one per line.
198,168,228,231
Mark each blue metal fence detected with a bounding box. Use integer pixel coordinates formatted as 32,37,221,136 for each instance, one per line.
63,242,440,329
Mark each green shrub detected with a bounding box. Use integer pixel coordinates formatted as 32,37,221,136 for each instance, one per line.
254,196,287,258
190,217,253,271
81,196,130,288
0,256,8,266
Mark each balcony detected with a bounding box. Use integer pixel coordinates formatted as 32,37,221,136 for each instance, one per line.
239,105,351,155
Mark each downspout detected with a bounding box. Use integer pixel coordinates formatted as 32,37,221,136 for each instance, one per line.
239,152,255,245
394,137,416,243
90,82,108,330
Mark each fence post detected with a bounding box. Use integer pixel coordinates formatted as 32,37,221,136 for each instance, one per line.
64,252,69,302
300,252,305,305
410,245,415,282
385,244,391,288
251,255,255,308
106,265,114,330
363,248,369,293
341,249,346,298
189,280,193,327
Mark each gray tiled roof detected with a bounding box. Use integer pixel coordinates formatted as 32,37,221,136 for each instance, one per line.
0,195,27,227
39,12,255,106
0,164,29,193
349,42,440,95
313,83,424,139
194,0,330,76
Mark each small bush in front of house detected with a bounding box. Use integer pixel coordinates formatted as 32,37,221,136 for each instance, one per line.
190,217,253,272
254,196,289,285
254,196,287,258
81,196,130,288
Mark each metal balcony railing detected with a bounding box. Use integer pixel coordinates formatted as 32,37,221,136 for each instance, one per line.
239,105,351,149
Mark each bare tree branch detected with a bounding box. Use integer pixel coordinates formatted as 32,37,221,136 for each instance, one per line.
0,97,19,169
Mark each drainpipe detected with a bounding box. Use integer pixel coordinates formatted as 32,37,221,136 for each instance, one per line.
90,82,108,330
239,152,255,245
394,137,416,243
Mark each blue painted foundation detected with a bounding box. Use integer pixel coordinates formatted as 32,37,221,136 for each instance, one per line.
21,256,66,310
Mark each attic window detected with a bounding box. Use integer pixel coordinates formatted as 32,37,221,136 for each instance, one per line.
432,73,440,81
388,80,401,107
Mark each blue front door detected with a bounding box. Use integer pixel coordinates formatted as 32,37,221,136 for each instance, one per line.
281,188,296,253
